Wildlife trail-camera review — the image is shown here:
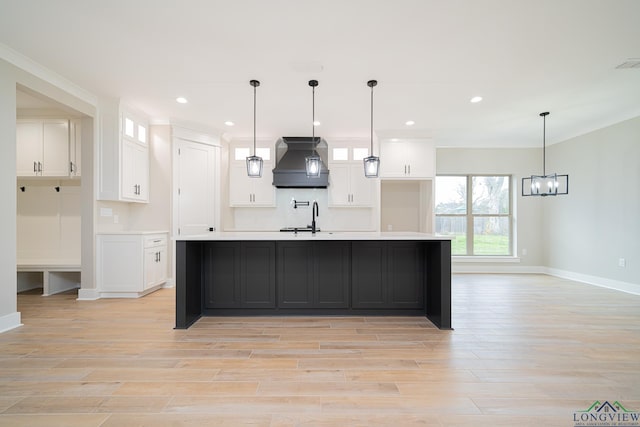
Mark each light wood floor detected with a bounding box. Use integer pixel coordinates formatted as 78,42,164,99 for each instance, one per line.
1,274,639,426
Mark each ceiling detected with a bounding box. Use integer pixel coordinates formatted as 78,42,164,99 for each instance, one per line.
2,0,640,147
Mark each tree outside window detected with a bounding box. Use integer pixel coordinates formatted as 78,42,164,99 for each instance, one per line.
435,175,512,256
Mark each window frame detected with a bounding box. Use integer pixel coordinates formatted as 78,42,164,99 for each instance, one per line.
436,174,513,256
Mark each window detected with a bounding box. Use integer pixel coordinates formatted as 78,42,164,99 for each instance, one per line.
435,175,512,256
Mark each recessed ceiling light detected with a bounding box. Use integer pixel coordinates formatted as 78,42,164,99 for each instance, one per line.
224,121,235,126
391,138,399,142
405,120,415,126
313,121,320,126
470,96,483,103
176,97,188,104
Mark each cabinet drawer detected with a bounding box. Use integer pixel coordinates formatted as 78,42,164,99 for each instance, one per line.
144,234,167,248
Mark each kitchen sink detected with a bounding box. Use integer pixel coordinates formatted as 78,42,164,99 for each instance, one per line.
279,227,320,233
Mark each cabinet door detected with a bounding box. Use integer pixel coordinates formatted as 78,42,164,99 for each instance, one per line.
277,242,313,308
349,164,374,206
251,165,275,206
229,163,253,206
16,121,43,176
379,141,408,177
314,242,350,308
69,119,81,177
97,236,143,292
328,164,351,206
133,142,149,201
405,140,435,178
229,163,274,206
387,242,424,309
42,120,70,177
352,242,387,308
144,247,160,289
122,140,148,201
204,243,241,308
241,242,275,308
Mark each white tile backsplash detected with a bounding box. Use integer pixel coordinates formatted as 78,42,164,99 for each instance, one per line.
230,188,376,231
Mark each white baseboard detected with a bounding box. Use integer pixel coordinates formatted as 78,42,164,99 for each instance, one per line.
453,264,545,274
545,268,640,296
0,312,22,333
77,288,100,301
162,278,175,288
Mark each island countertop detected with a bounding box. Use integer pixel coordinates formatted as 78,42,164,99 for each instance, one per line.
177,231,452,241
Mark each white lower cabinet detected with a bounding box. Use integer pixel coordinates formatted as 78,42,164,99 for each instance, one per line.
97,232,168,297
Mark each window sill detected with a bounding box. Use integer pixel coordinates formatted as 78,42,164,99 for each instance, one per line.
452,256,521,263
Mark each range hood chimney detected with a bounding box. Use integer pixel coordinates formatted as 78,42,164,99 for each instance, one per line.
272,137,329,188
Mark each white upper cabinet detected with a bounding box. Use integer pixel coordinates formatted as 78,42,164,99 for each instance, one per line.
17,119,70,177
328,140,375,207
98,104,150,203
120,112,149,202
229,142,275,207
379,139,435,178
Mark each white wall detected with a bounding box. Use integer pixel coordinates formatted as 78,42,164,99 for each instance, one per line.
544,116,640,290
17,179,81,262
436,147,544,270
0,59,20,332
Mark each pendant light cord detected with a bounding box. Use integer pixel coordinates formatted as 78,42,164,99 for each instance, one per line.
253,83,257,155
370,83,374,154
540,111,549,176
312,85,315,143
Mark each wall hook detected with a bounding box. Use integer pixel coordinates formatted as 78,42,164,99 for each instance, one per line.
20,186,25,192
54,186,60,192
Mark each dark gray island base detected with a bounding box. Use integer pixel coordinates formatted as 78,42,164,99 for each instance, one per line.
175,234,451,330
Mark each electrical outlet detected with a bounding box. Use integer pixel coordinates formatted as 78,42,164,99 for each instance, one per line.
618,258,626,268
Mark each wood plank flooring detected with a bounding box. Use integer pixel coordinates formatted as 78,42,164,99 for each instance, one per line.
1,274,639,426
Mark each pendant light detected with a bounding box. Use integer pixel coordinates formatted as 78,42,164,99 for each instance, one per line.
363,79,380,178
305,80,322,177
522,112,569,196
246,79,263,177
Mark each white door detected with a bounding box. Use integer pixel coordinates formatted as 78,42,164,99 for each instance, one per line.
175,139,217,236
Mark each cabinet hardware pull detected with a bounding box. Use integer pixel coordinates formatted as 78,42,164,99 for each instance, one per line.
153,239,161,243
408,164,411,175
38,162,42,173
404,165,407,174
33,161,37,173
70,161,74,173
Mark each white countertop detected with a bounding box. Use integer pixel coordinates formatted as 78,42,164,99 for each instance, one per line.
178,231,451,241
96,230,169,235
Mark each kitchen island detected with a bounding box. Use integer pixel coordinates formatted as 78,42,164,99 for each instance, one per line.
175,232,451,330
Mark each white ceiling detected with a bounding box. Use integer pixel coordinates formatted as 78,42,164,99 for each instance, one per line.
2,0,640,147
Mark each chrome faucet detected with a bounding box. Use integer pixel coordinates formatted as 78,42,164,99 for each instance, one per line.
311,201,319,234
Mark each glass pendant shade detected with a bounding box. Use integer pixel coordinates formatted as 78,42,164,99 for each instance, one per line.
363,155,380,178
305,155,321,177
246,155,263,177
